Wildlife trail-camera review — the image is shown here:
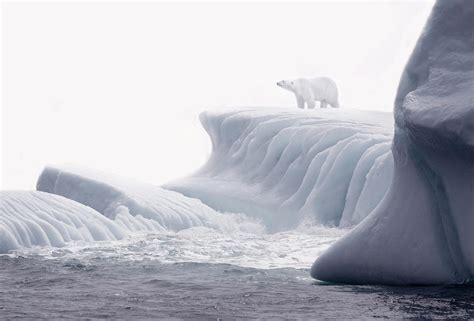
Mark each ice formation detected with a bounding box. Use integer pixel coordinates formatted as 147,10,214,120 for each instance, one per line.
166,108,394,230
3,0,471,286
37,166,243,232
0,191,128,253
311,0,474,285
1,166,266,253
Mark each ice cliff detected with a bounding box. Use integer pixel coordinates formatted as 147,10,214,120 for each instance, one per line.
165,108,394,230
311,0,474,285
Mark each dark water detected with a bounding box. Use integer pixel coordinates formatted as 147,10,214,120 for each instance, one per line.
1,256,473,319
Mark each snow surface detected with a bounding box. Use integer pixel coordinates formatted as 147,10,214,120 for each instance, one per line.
165,107,394,230
311,0,474,285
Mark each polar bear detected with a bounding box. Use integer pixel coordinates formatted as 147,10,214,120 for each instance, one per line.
277,77,340,109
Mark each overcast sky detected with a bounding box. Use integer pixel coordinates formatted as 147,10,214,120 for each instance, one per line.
2,1,434,190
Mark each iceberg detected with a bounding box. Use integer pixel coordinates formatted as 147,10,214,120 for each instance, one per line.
165,108,394,230
37,165,246,232
1,166,262,253
4,1,470,285
311,0,474,285
0,191,128,253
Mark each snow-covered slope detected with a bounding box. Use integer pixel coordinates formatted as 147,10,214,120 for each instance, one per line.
37,166,244,232
0,191,128,253
165,108,394,230
311,0,474,285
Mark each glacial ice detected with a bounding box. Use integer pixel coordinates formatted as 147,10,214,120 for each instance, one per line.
0,191,128,253
3,167,346,266
311,0,474,285
37,166,247,232
1,166,266,253
4,107,396,254
2,0,471,285
165,108,394,230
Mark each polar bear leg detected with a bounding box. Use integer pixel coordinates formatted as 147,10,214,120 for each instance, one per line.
302,93,315,109
295,95,305,109
320,100,328,108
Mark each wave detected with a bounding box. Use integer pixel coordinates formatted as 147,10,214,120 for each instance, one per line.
1,191,344,269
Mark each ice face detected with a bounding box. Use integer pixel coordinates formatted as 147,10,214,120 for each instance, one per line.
311,0,474,285
1,166,271,253
1,188,346,269
165,108,394,230
3,170,346,266
36,166,248,233
0,191,128,253
0,188,220,253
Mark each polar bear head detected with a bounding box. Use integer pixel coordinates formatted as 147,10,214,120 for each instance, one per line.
276,80,297,92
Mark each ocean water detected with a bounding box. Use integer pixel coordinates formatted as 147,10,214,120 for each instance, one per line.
1,227,473,319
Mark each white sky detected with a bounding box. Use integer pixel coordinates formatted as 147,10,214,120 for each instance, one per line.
1,1,434,190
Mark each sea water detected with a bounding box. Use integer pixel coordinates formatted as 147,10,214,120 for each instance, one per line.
1,226,473,319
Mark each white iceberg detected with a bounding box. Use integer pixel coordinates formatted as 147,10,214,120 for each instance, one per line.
37,165,251,232
311,0,474,285
3,1,470,285
1,165,265,253
165,108,394,230
0,191,128,253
